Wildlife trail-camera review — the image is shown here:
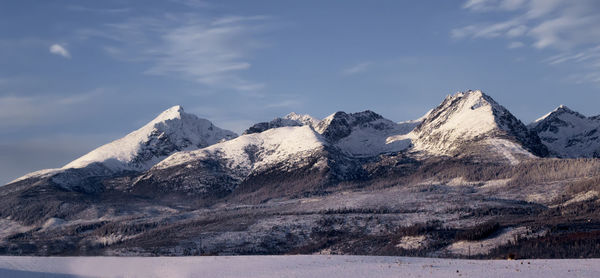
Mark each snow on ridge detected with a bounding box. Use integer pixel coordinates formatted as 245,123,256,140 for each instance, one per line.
284,112,320,127
63,105,237,171
10,106,237,184
8,168,63,184
530,104,600,158
532,105,585,124
407,90,541,161
410,90,504,154
243,112,320,135
154,125,326,173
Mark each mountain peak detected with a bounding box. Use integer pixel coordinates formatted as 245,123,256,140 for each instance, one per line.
284,112,319,126
150,105,186,124
533,105,585,124
62,107,236,171
411,90,547,159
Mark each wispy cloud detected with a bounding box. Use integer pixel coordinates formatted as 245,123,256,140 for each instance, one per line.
49,44,70,58
453,0,600,85
265,99,301,108
508,41,524,49
79,14,272,92
67,5,130,14
341,62,372,76
168,0,211,8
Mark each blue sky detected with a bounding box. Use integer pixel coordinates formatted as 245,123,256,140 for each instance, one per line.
2,0,600,184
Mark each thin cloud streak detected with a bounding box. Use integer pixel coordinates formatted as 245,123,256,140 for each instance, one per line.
453,0,600,85
341,62,371,76
79,14,272,93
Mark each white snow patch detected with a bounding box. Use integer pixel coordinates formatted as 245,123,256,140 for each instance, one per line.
0,219,32,239
395,235,430,250
445,227,545,256
9,168,62,184
485,138,534,165
563,190,599,206
334,118,414,157
41,218,66,231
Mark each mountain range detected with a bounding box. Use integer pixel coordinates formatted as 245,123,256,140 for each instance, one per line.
2,90,600,258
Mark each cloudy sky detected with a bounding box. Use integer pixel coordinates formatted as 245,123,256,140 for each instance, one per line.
2,0,600,184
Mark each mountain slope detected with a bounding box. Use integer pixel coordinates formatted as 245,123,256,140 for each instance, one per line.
408,90,547,162
134,125,365,199
10,106,237,186
529,105,600,158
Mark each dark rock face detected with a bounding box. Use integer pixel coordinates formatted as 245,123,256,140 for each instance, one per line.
243,118,303,135
316,112,353,142
316,110,385,142
492,106,549,157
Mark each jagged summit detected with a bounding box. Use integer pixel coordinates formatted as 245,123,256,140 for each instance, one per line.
243,110,417,157
410,90,547,161
314,110,385,142
284,112,320,127
530,105,600,158
243,112,319,135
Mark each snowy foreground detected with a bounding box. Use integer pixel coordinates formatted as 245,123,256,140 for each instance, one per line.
0,256,599,278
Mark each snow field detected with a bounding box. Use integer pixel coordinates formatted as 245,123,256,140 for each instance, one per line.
0,255,598,278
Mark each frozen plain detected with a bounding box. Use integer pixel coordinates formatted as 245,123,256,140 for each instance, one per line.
0,255,599,278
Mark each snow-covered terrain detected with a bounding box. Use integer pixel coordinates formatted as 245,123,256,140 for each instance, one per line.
64,105,237,171
323,111,417,157
10,106,236,183
0,256,598,278
409,90,546,160
155,125,325,175
529,105,600,158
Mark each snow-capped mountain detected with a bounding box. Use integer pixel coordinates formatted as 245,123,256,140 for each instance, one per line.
65,105,237,171
408,90,547,163
11,106,237,184
529,105,600,158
